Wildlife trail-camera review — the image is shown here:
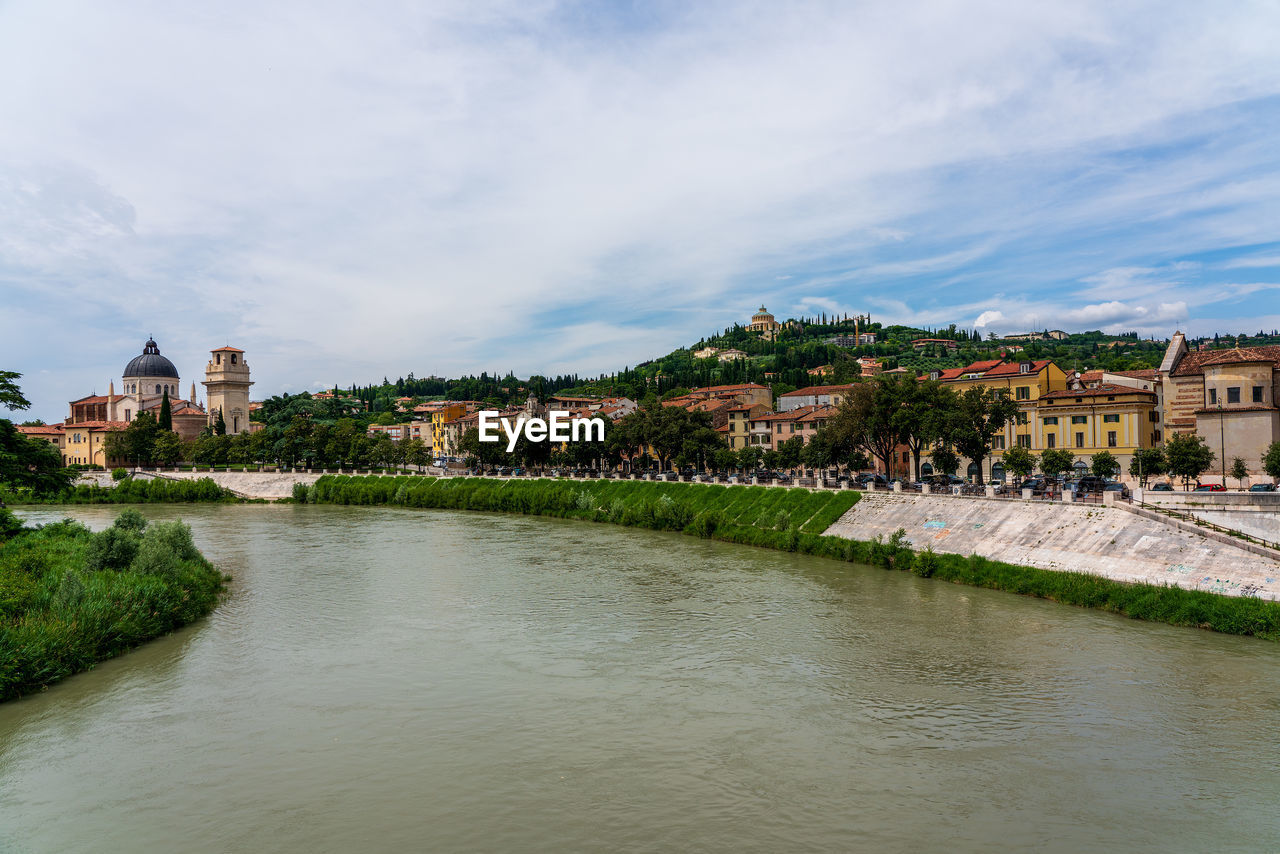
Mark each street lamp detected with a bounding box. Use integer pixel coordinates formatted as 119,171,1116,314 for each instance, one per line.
1218,403,1226,488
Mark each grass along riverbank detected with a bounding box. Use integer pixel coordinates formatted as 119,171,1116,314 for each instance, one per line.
1,476,237,505
0,509,225,700
302,475,1280,641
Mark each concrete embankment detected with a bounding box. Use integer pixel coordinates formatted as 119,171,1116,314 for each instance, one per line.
824,493,1280,600
134,470,324,499
1136,491,1280,545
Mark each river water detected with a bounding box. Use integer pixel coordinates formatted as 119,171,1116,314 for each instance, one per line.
2,505,1278,853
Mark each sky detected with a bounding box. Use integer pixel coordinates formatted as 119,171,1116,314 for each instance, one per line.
3,0,1280,423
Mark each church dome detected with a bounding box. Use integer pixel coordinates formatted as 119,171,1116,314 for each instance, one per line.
123,339,180,379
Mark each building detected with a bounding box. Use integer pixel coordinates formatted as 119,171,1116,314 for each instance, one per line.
911,338,960,351
203,346,254,434
716,349,748,362
693,346,720,359
1159,332,1280,478
856,357,883,377
685,383,773,408
858,332,877,345
747,305,781,339
1038,385,1160,471
724,403,770,449
777,383,855,412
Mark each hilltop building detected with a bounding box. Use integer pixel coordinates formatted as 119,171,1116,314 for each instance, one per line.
747,305,781,339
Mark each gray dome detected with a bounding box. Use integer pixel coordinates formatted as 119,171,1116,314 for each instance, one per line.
123,339,180,379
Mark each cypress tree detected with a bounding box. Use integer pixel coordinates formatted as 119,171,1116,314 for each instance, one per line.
214,408,226,436
158,389,172,431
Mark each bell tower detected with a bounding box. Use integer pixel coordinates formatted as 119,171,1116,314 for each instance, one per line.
203,346,253,434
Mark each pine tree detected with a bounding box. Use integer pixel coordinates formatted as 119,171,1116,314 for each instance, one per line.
158,389,172,431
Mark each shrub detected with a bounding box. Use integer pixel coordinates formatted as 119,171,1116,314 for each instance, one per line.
113,508,149,533
131,521,200,578
912,547,940,578
84,526,142,572
111,468,129,481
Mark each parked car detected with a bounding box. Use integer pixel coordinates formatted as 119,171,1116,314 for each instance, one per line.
1149,482,1174,491
1017,477,1047,493
1249,483,1277,492
1193,484,1227,492
855,473,890,488
1103,482,1131,499
1071,476,1110,494
660,471,678,481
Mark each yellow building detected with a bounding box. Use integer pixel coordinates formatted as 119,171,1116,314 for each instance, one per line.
1036,384,1159,469
431,403,469,457
724,403,769,449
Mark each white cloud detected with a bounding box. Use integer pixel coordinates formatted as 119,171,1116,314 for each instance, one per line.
2,0,1280,420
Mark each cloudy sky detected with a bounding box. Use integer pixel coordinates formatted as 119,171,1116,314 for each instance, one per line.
4,0,1280,422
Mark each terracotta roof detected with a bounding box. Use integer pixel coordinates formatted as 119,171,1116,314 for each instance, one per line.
71,394,112,404
1041,384,1156,400
62,420,129,430
691,383,769,394
1079,370,1104,382
210,346,244,353
983,359,1053,378
1172,346,1280,376
18,424,64,435
171,406,205,416
779,383,854,397
935,367,968,380
1109,369,1157,380
795,405,837,423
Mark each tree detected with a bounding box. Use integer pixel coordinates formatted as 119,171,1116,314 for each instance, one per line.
1001,445,1036,482
1264,442,1280,480
827,380,902,478
1040,448,1076,481
949,386,1017,484
158,389,172,431
737,446,763,472
402,438,431,470
1165,432,1215,489
104,412,161,466
775,437,805,472
0,369,31,411
929,445,959,476
891,377,956,480
1229,457,1248,486
151,430,183,466
1090,451,1120,479
214,408,227,436
1128,447,1166,487
0,420,73,495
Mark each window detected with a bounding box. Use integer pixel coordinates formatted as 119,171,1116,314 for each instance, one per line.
1017,434,1031,448
1227,387,1240,404
215,353,221,364
1108,431,1117,447
1047,434,1056,448
1016,386,1030,400
155,384,161,394
902,451,909,463
1209,388,1217,404
231,354,237,364
1254,386,1264,403
1103,414,1119,423
1016,412,1028,425
1043,416,1058,425
993,436,1005,449
1154,430,1162,442
1071,415,1087,424
1150,411,1160,422
1075,432,1084,448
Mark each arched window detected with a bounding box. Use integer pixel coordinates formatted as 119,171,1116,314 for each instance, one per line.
991,463,1005,483
920,463,934,476
967,462,980,481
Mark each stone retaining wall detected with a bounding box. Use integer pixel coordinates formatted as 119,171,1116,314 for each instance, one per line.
824,493,1280,600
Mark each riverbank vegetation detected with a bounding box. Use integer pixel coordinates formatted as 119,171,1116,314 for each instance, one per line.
302,476,1280,641
2,476,236,505
0,510,225,701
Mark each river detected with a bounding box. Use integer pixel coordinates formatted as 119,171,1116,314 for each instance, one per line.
2,505,1278,853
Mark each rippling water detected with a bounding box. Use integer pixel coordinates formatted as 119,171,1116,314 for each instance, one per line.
2,505,1279,853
